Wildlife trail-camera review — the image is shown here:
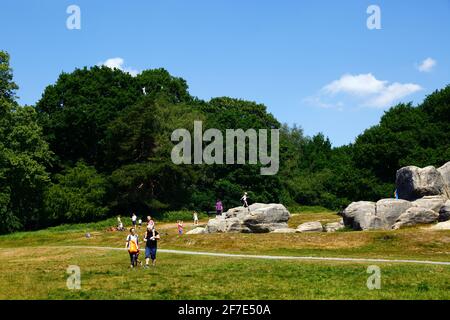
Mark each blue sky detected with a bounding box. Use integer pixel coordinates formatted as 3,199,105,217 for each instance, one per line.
1,0,449,146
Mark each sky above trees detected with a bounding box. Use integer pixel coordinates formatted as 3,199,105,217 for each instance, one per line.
1,0,449,146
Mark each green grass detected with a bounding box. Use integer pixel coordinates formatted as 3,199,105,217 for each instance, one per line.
0,247,448,300
288,205,334,214
156,210,208,222
0,207,449,299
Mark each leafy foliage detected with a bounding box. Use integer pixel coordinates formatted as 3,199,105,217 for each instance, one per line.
0,51,53,232
44,162,109,223
1,49,449,233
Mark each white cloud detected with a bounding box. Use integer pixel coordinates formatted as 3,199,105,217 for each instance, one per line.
102,57,124,69
365,82,422,107
417,57,436,72
100,57,139,76
306,73,422,109
323,73,386,96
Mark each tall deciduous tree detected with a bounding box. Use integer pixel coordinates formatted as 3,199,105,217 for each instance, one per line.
0,51,18,103
0,51,52,233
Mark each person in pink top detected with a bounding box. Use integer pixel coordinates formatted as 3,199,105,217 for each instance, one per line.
215,199,223,216
177,220,183,235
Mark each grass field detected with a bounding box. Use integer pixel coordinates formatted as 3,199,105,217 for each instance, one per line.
0,208,449,299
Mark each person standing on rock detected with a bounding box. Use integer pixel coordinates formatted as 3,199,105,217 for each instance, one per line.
241,192,250,211
215,199,223,216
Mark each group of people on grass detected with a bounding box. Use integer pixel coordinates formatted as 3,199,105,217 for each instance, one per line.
125,215,160,269
122,192,250,268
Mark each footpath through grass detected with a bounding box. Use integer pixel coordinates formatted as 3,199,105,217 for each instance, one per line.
0,246,449,299
0,208,449,299
1,210,448,261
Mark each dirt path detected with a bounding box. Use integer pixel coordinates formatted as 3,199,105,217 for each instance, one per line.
45,245,450,266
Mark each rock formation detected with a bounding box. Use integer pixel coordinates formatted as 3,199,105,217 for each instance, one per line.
324,220,345,232
296,221,323,233
439,200,450,222
429,220,450,230
204,203,290,233
396,163,450,201
341,161,450,230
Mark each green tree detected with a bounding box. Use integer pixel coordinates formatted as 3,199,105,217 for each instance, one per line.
0,51,53,233
0,51,18,103
44,162,109,223
35,66,141,169
138,68,191,104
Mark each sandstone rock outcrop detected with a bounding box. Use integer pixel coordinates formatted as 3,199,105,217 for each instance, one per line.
272,228,296,233
324,220,345,232
429,220,450,230
296,221,323,233
186,227,207,235
396,163,450,201
340,201,378,230
205,203,290,233
341,161,449,230
438,200,450,222
392,207,439,229
375,199,412,228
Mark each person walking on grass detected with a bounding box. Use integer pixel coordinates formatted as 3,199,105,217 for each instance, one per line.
177,220,183,235
117,215,124,231
144,226,160,267
193,211,199,225
241,192,250,212
126,228,139,268
215,199,223,216
131,213,137,228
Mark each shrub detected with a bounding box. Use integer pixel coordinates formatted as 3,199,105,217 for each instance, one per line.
155,210,208,222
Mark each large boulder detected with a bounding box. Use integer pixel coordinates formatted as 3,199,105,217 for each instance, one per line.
341,161,450,231
412,195,446,213
204,217,227,233
324,220,345,232
241,203,290,232
205,217,251,233
296,221,323,233
340,201,383,230
375,199,412,228
225,217,251,233
438,200,450,222
186,227,207,235
205,203,290,233
392,207,439,229
429,220,450,230
396,165,449,201
437,161,450,191
271,228,297,234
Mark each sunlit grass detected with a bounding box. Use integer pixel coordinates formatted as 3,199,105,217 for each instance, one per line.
0,246,448,300
0,207,449,299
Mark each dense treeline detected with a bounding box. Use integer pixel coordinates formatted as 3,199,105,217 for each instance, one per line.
1,50,449,233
